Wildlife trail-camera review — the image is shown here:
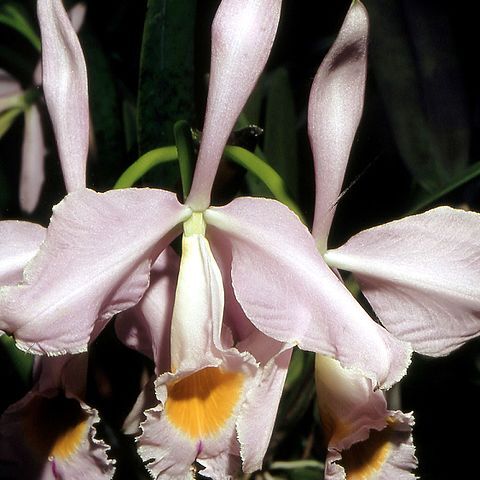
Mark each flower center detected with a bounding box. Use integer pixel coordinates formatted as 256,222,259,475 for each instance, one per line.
165,367,244,438
22,394,89,460
341,427,392,479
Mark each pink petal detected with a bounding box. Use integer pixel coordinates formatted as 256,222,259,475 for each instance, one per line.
169,229,229,371
315,356,417,480
0,390,114,479
19,104,46,213
0,220,45,286
37,0,89,192
204,197,411,389
0,69,22,99
237,347,292,472
69,2,87,33
324,206,480,356
308,1,368,252
115,247,179,373
186,0,281,210
0,188,189,355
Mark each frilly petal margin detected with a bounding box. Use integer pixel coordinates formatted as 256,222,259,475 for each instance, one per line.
0,188,189,355
0,390,114,479
315,356,417,480
0,221,46,287
204,197,411,389
324,206,480,356
309,0,368,252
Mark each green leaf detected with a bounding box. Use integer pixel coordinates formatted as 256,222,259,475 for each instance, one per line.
365,0,467,192
0,2,40,51
409,161,480,214
0,334,33,388
264,67,299,199
137,0,196,189
79,26,126,190
0,107,23,139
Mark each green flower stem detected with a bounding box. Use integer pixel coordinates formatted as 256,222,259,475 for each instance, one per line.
113,146,178,189
174,120,195,200
0,335,33,387
223,146,305,223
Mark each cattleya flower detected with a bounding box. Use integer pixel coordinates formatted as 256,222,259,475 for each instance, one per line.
0,0,411,476
0,0,409,386
306,1,479,478
0,354,114,479
315,356,416,480
0,3,86,213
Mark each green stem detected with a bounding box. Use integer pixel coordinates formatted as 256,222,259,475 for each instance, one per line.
174,120,195,200
223,146,305,223
113,146,178,189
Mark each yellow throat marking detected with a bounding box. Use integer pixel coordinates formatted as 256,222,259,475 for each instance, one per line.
166,367,244,438
23,395,89,460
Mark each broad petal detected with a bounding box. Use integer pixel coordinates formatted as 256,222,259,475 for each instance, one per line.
204,198,411,389
37,0,89,192
187,0,281,210
315,356,417,480
0,221,45,286
115,247,179,373
138,353,256,479
237,347,292,472
19,104,46,213
309,1,368,252
324,206,480,356
0,188,189,355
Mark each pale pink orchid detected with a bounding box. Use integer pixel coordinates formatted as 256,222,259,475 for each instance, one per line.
0,353,115,479
308,2,480,477
307,1,480,364
315,356,417,480
0,3,85,213
0,0,410,390
116,245,292,477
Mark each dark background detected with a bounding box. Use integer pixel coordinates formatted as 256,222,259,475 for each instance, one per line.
1,1,479,478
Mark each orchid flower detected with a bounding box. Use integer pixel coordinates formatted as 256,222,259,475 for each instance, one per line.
315,355,417,480
0,3,85,213
306,2,480,477
0,0,411,395
116,246,292,477
0,353,115,479
306,2,480,361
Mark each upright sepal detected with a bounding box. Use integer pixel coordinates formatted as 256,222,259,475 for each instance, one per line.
308,1,368,252
37,0,89,192
187,0,281,210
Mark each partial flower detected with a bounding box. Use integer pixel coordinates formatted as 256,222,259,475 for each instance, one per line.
306,0,480,359
0,3,86,213
315,356,417,480
117,219,292,477
0,354,114,479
